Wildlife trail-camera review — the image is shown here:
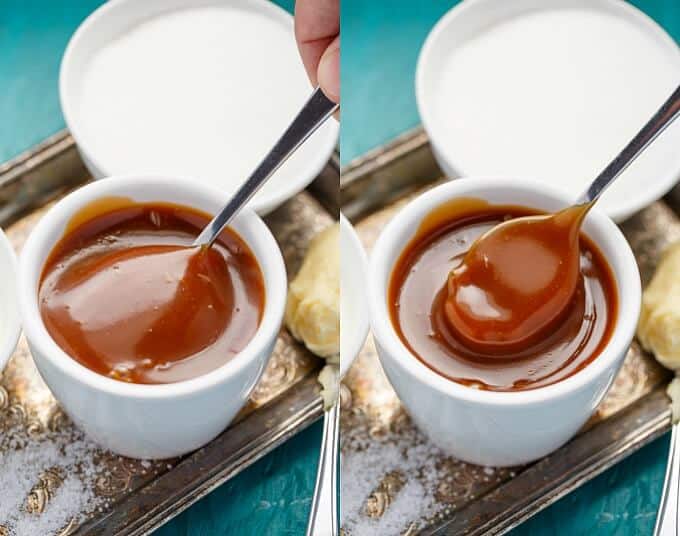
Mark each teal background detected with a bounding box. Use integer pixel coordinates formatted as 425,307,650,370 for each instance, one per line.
341,0,679,534
1,1,321,535
2,0,679,534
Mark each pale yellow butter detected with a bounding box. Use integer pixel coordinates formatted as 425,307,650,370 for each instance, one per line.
285,224,340,408
638,242,680,370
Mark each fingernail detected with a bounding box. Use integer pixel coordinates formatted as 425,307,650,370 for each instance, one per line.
318,44,340,103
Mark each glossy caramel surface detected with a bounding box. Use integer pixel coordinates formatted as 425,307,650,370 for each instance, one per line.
389,199,617,391
39,200,264,384
444,203,590,354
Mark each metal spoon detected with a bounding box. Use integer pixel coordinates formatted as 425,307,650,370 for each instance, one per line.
654,422,680,536
191,86,339,533
575,83,680,207
306,216,370,536
579,94,680,524
190,87,338,533
446,84,680,354
193,87,338,247
306,399,340,536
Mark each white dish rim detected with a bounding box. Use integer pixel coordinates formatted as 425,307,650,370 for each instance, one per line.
59,0,339,216
368,177,641,407
415,0,680,222
18,175,287,400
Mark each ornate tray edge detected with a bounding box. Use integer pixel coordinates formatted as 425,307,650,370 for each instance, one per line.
429,388,671,536
0,132,337,535
339,129,675,536
76,377,323,536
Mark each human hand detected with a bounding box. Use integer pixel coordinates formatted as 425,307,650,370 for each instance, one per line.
294,0,339,107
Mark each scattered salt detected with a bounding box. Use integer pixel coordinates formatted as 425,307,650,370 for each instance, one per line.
341,423,454,535
11,476,92,535
0,426,106,534
341,401,517,535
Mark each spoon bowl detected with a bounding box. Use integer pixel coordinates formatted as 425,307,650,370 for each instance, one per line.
445,205,588,354
444,83,680,356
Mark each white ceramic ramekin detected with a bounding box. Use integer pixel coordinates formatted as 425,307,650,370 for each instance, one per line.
416,0,680,222
18,176,287,459
368,178,641,467
0,229,21,373
59,0,339,215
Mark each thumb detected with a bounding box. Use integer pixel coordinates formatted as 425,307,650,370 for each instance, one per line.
317,35,340,104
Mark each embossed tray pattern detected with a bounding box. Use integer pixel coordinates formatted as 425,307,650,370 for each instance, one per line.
0,131,338,535
340,128,676,536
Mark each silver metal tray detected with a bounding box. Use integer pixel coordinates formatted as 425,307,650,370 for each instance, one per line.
340,127,676,535
0,130,338,536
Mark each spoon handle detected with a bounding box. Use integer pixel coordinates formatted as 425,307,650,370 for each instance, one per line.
577,84,680,205
194,87,338,247
653,423,680,536
306,402,340,536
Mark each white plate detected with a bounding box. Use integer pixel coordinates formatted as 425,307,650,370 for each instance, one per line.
60,0,338,215
340,214,369,379
0,229,21,373
417,0,680,222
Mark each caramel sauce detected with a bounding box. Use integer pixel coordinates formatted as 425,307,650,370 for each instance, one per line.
388,199,617,391
444,202,591,354
39,199,265,384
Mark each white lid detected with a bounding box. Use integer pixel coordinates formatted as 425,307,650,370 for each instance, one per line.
61,0,338,215
417,0,680,221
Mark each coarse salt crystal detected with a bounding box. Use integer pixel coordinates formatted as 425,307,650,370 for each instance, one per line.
0,426,106,534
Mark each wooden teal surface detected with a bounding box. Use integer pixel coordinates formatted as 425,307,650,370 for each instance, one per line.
342,0,679,534
1,1,319,535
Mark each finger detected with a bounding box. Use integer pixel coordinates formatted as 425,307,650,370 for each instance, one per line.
317,35,340,104
294,0,339,86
